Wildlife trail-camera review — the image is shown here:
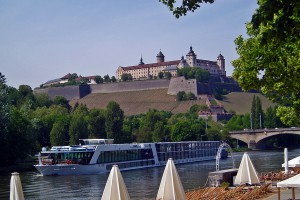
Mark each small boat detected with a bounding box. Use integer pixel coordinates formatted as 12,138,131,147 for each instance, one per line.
34,139,227,176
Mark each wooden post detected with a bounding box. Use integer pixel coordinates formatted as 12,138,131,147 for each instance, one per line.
278,187,280,200
292,187,295,200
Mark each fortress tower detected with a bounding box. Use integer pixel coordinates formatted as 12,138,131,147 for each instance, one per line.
217,53,226,76
156,50,165,63
186,46,197,67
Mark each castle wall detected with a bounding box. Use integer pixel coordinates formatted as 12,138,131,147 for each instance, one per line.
34,85,90,101
167,77,197,95
90,79,170,93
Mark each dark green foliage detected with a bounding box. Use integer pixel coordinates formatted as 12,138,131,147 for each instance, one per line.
121,73,133,82
111,76,117,83
177,91,186,101
53,96,70,111
159,0,215,18
158,72,164,79
35,93,53,108
189,104,209,114
164,72,172,79
0,72,6,85
105,101,124,143
87,108,106,139
177,91,196,101
171,118,204,141
177,67,210,82
69,106,89,145
251,95,263,129
50,117,69,146
95,75,104,84
68,73,78,81
103,74,110,83
232,1,300,124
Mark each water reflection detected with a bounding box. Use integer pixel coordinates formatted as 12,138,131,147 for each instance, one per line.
1,149,300,200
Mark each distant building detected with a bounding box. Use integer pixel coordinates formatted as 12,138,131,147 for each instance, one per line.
42,73,71,87
116,47,226,80
42,73,97,87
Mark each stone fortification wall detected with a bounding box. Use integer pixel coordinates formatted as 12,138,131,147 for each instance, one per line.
34,85,90,101
210,82,242,93
167,77,197,95
90,79,170,94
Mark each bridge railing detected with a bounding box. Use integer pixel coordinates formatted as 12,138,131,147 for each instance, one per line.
229,127,300,134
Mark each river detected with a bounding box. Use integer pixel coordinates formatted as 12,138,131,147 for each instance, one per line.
1,149,300,200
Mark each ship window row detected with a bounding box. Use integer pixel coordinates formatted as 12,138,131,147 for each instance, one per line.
157,148,217,161
155,142,219,152
42,152,93,165
97,149,154,164
106,160,155,171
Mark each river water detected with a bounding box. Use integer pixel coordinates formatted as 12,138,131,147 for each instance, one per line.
1,149,300,200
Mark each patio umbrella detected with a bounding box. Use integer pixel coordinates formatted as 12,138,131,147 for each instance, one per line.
10,172,24,200
101,165,130,200
282,155,300,168
277,173,300,200
234,152,260,185
156,158,186,200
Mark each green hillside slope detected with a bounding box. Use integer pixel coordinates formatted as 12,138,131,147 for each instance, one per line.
219,92,275,115
70,89,275,116
70,88,206,116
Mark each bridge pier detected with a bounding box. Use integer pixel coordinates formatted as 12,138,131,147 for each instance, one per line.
248,140,266,150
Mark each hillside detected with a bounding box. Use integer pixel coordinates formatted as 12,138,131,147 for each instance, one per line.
70,89,275,116
70,88,206,116
219,92,275,115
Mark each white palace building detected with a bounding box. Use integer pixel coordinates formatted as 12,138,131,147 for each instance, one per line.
116,46,226,80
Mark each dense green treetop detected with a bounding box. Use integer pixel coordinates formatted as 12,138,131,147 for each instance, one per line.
159,0,214,18
232,1,300,125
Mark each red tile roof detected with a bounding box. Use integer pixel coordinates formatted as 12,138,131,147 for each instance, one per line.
120,60,181,71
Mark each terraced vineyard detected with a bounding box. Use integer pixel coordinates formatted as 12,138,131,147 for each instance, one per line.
219,92,275,115
70,88,206,116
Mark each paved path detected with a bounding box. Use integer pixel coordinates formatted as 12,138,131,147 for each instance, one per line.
265,187,300,200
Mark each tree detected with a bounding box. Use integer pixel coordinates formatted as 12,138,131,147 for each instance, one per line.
171,119,204,141
111,76,117,82
176,91,186,101
105,101,124,143
53,96,70,111
69,113,88,145
159,0,214,18
95,75,104,84
69,73,78,81
264,106,279,128
87,108,106,138
177,67,210,82
232,1,300,125
50,117,69,146
164,72,172,79
251,95,263,129
104,74,110,83
121,73,133,82
158,72,164,79
0,72,6,85
35,93,52,108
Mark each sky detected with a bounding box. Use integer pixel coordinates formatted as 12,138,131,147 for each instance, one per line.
0,0,258,89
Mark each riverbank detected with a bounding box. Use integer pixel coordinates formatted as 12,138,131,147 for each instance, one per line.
0,161,35,175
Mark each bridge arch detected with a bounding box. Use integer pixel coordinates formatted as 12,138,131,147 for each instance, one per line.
229,128,300,149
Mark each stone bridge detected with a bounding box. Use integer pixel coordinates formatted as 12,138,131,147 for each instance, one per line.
229,127,300,150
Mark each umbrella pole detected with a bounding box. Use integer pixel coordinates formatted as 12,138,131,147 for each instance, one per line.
292,187,295,200
277,187,280,200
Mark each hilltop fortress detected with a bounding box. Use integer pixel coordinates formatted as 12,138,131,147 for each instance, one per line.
34,47,241,105
116,46,226,80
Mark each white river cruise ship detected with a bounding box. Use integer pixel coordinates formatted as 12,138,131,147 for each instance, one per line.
34,139,227,176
